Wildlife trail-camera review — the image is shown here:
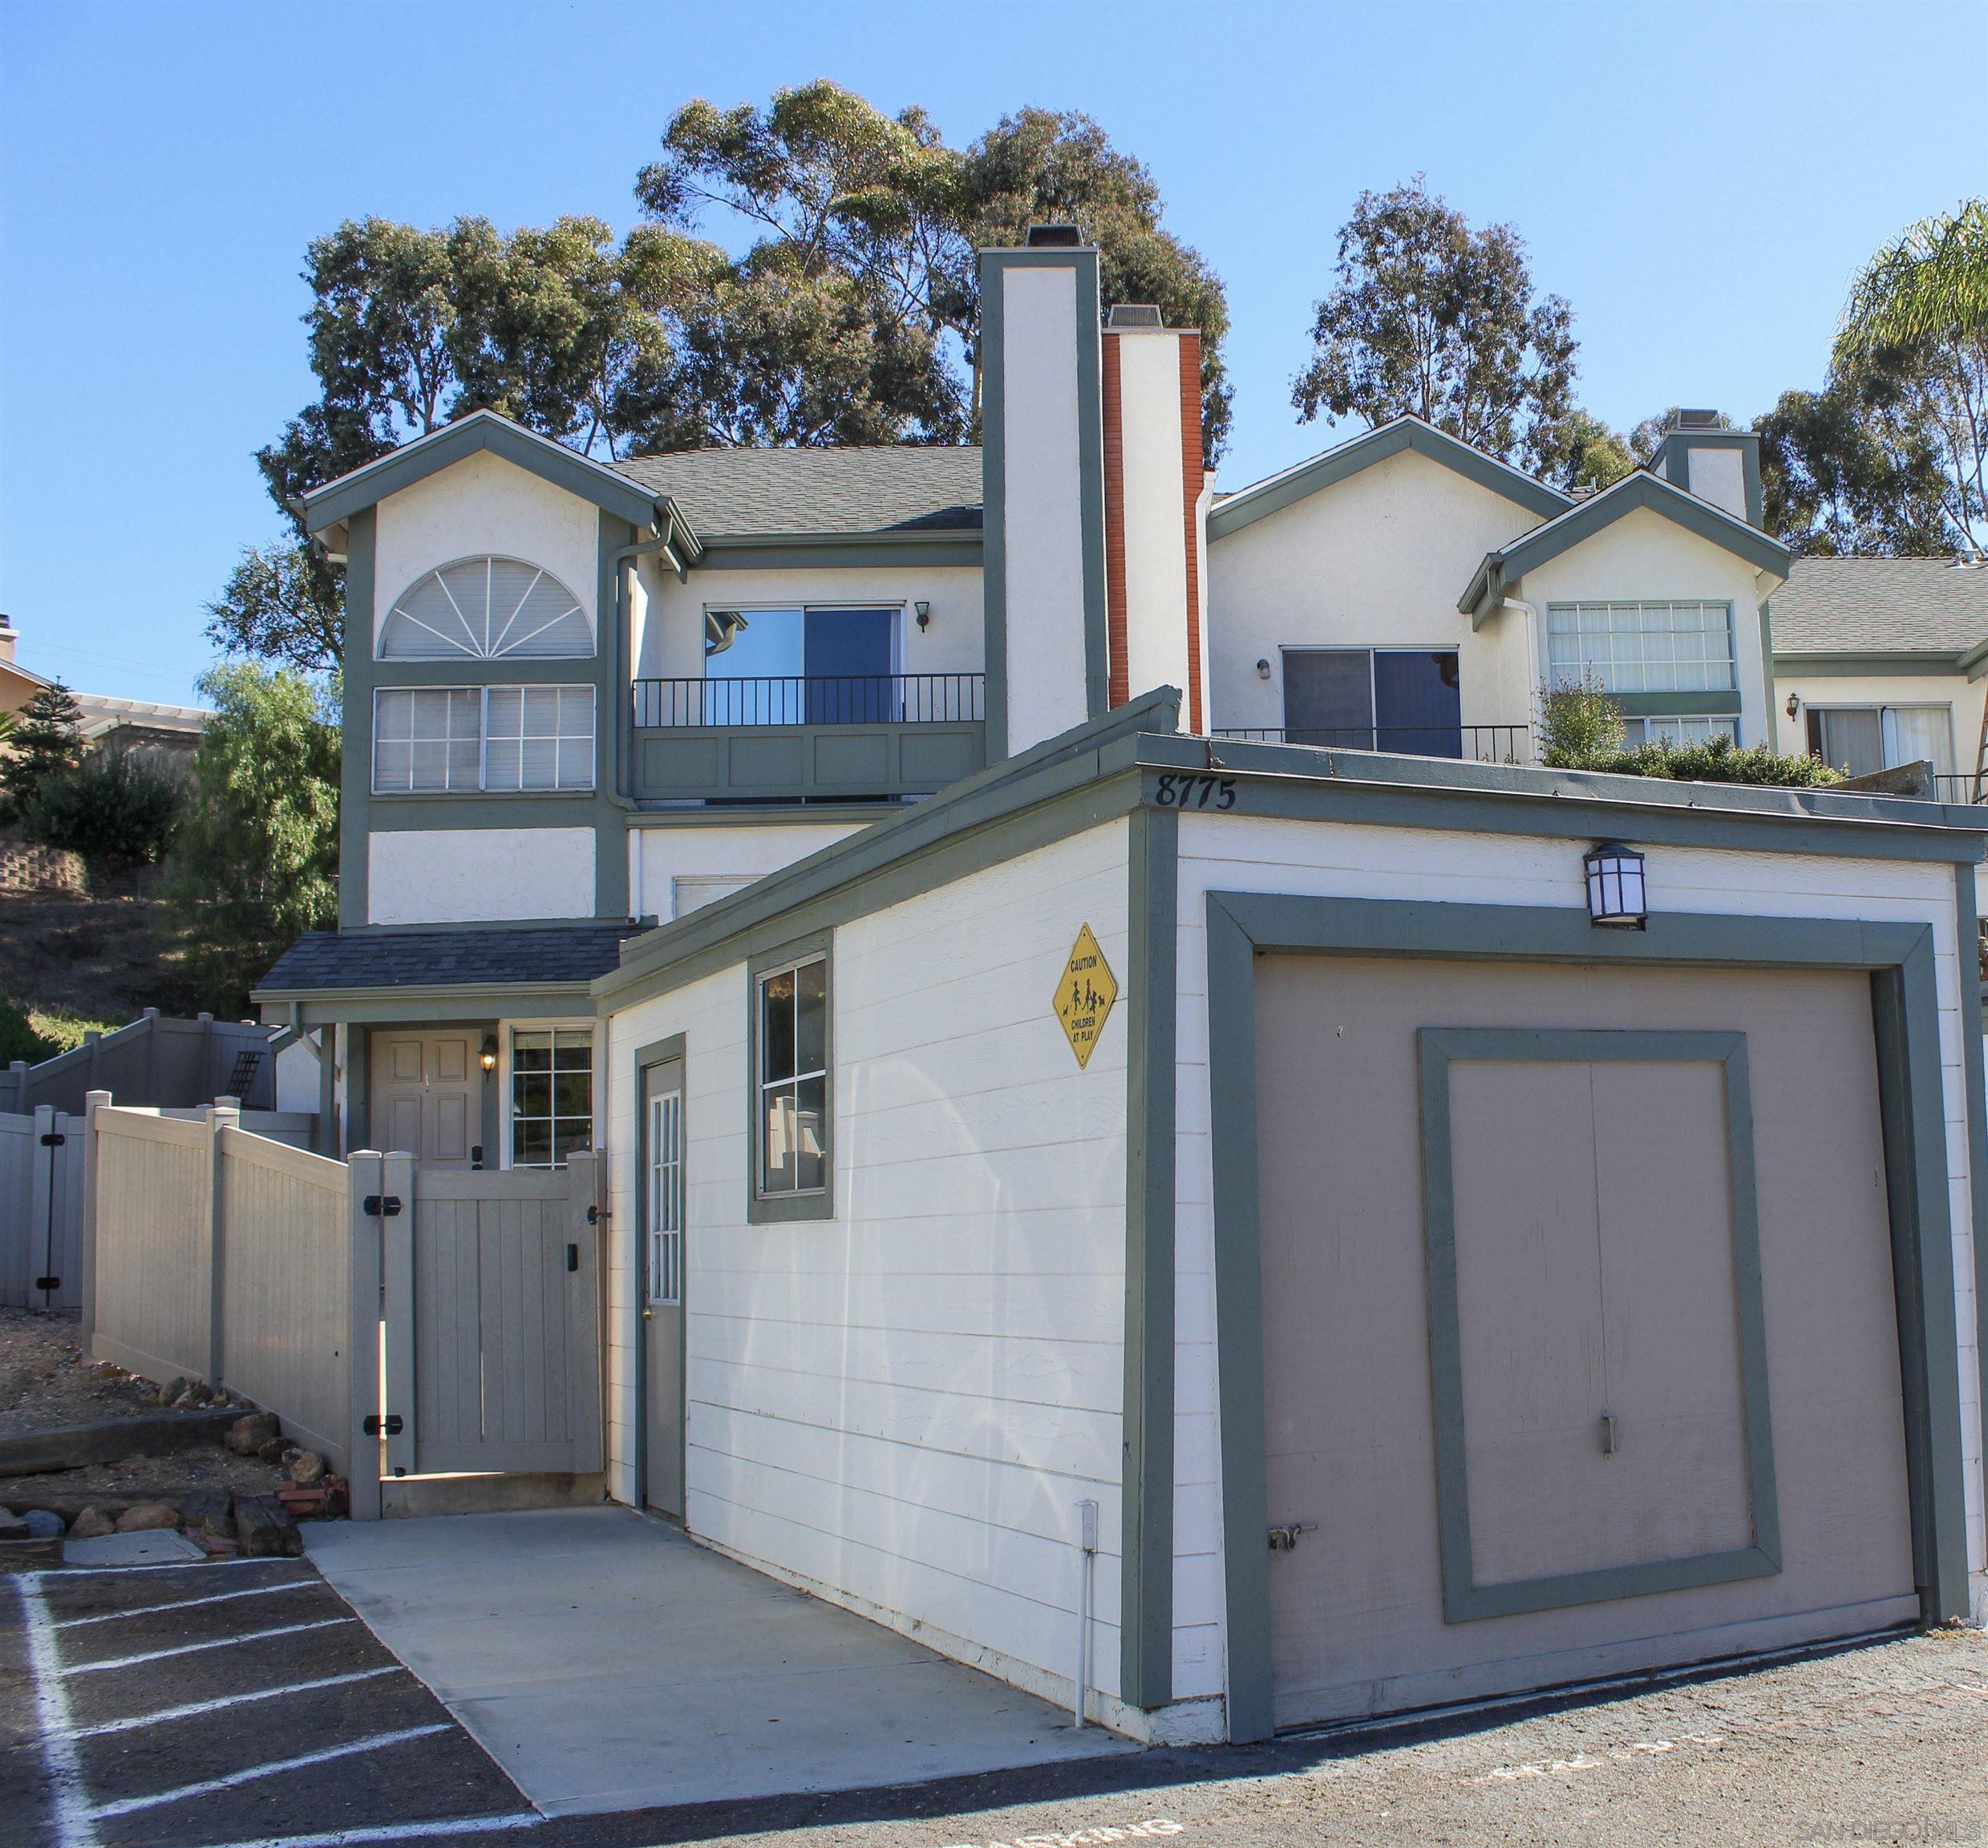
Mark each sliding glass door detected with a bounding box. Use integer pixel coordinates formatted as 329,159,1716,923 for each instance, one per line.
1284,648,1463,757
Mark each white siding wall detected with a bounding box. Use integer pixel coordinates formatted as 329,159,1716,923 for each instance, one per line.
1171,813,1988,1680
367,827,595,926
605,820,1135,1710
1115,330,1192,710
1206,449,1540,744
630,820,868,923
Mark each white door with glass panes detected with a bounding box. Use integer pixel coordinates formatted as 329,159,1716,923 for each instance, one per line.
642,1056,686,1518
509,1028,593,1168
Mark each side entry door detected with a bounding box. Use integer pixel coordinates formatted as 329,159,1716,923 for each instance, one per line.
642,1056,686,1518
370,1032,480,1169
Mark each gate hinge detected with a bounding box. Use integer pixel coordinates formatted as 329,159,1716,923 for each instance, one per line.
362,1195,403,1218
39,1132,65,1148
363,1413,405,1437
586,1204,605,1225
1267,1522,1318,1553
34,1276,60,1292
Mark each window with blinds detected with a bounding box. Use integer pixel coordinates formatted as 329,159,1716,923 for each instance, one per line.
372,687,595,793
1546,601,1736,695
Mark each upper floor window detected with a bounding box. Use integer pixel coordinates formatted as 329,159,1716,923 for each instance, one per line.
1546,601,1735,695
380,556,593,661
373,686,595,793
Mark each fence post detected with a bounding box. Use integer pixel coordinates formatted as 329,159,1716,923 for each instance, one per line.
204,1096,240,1387
2,1062,23,1114
347,1152,385,1521
380,1150,417,1481
564,1152,605,1472
26,1105,55,1311
79,1089,110,1356
142,1006,160,1102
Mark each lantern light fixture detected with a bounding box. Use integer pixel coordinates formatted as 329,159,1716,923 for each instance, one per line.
1584,841,1647,929
914,601,931,630
480,1035,500,1073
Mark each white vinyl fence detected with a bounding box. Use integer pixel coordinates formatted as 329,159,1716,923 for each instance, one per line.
0,1106,84,1310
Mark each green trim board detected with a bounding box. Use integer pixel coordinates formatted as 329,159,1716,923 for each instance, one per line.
1120,804,1178,1709
1417,1026,1781,1622
744,931,836,1225
302,409,662,534
1951,865,1988,1488
691,534,982,573
338,508,378,928
1775,652,1971,679
1460,471,1792,618
1201,890,1974,1742
631,1031,689,1516
1611,690,1744,718
264,985,597,1028
1207,415,1569,542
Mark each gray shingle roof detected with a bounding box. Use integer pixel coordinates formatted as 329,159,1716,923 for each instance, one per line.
1771,557,1988,657
257,926,640,995
607,446,982,538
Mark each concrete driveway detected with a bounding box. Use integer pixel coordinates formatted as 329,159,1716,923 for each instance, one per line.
305,1504,1132,1817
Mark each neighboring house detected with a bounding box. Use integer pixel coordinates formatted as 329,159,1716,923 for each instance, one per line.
0,612,54,715
1770,556,1988,800
73,694,212,765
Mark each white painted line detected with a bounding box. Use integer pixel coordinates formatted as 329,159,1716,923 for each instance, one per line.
61,1579,321,1627
24,1557,314,1580
14,1578,100,1848
87,1723,453,1819
64,1615,353,1673
180,1813,544,1848
74,1666,400,1737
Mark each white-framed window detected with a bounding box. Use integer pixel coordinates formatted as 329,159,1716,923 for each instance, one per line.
756,955,828,1199
647,1083,683,1306
1620,715,1739,748
510,1027,593,1169
372,686,595,793
380,556,593,661
1805,704,1954,780
1547,601,1736,695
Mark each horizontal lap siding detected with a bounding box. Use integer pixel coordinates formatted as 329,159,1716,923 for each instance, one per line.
1173,813,1988,1685
606,819,1132,1703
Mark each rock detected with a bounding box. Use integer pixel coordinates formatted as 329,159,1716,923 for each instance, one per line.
172,1390,202,1409
68,1507,115,1540
92,1361,119,1380
22,1510,66,1539
160,1377,188,1404
234,1494,302,1558
0,1510,27,1542
179,1489,232,1531
225,1411,281,1456
287,1451,326,1485
115,1502,180,1534
256,1438,286,1464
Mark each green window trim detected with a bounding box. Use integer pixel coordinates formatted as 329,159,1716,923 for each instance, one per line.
745,932,835,1225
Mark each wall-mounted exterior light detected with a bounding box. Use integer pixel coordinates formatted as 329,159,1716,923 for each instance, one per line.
914,601,931,631
1256,658,1272,681
480,1035,500,1073
1584,842,1647,929
1785,692,1800,719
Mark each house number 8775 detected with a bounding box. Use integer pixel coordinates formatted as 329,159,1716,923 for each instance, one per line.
1154,774,1236,810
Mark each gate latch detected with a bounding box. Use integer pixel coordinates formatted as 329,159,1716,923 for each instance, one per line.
362,1195,403,1218
567,1243,580,1273
34,1276,60,1292
363,1413,404,1437
39,1132,64,1148
1267,1522,1317,1553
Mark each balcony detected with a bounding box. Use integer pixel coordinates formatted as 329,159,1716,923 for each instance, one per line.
630,674,987,804
1213,723,1534,764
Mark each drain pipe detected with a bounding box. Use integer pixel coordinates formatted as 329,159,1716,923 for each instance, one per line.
1073,1499,1099,1727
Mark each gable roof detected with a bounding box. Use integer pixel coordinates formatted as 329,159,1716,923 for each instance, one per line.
256,923,641,999
299,410,668,536
1207,415,1570,541
607,446,982,539
1769,557,1988,663
1459,468,1792,618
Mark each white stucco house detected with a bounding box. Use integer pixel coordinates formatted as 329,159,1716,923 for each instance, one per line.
253,228,1988,1742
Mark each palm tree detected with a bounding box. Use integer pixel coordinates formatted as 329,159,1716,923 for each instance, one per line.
1837,200,1988,357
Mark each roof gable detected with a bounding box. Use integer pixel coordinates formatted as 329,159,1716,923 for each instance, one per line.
301,411,664,535
1460,469,1792,617
1208,415,1569,542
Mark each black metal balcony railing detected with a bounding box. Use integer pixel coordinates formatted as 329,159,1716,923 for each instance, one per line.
632,674,986,729
1213,723,1533,764
1932,774,1986,804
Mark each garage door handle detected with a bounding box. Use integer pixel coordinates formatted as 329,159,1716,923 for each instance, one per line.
1601,1412,1619,1456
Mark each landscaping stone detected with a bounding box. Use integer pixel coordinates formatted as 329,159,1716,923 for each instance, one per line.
67,1506,115,1539
234,1493,303,1558
91,1361,119,1380
115,1502,181,1533
257,1437,287,1463
22,1510,65,1538
288,1451,326,1485
0,1509,28,1542
225,1411,281,1455
179,1488,232,1530
160,1377,188,1404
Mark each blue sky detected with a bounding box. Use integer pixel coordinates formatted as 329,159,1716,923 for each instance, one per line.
1,0,1981,706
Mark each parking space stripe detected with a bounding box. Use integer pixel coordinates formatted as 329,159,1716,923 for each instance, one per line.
179,1814,544,1848
32,1558,314,1579
14,1576,101,1848
60,1581,321,1627
86,1723,455,1819
63,1615,354,1673
73,1666,401,1737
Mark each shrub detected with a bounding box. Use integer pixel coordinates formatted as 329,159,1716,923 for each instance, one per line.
18,744,186,868
1560,732,1844,788
0,681,84,823
0,997,59,1067
1537,674,1626,768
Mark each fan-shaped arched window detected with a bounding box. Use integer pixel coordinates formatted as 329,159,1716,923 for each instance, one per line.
379,556,593,660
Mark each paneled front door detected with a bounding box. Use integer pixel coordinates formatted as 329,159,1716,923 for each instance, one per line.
370,1031,481,1169
641,1056,686,1518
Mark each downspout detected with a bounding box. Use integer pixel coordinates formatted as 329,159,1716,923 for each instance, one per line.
605,515,695,904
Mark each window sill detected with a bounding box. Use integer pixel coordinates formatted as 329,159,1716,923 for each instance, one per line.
370,788,598,800
747,1189,835,1226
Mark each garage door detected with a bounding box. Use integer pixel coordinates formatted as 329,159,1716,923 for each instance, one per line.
1255,954,1919,1728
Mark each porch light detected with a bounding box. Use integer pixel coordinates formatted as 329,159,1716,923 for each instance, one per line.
914,600,931,630
1584,842,1647,930
480,1035,499,1072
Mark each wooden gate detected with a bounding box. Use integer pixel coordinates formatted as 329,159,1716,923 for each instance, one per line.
378,1153,604,1478
0,1107,85,1310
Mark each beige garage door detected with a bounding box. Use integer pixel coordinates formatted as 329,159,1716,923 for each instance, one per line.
1255,954,1918,1728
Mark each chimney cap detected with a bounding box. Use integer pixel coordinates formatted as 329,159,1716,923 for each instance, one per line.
1106,304,1164,329
1024,224,1083,248
1668,407,1726,432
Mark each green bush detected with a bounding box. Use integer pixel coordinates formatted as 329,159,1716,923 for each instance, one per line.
0,997,59,1067
1537,674,1626,767
1555,731,1844,788
19,744,186,868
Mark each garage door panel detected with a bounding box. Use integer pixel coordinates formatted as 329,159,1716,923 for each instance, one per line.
1255,955,1918,1728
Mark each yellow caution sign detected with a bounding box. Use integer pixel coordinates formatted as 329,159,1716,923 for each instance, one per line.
1053,923,1119,1070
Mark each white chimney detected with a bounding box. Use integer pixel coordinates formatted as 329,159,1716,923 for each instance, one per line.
1654,411,1761,526
0,614,17,667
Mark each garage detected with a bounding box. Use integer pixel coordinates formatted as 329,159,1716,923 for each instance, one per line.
1253,952,1918,1726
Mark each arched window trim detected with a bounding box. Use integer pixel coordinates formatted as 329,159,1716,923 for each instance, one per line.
379,553,594,662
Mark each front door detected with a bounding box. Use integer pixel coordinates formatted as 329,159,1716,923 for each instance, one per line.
641,1056,686,1518
370,1031,481,1169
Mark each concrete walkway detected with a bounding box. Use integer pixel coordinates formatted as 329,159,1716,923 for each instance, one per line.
306,1505,1132,1816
